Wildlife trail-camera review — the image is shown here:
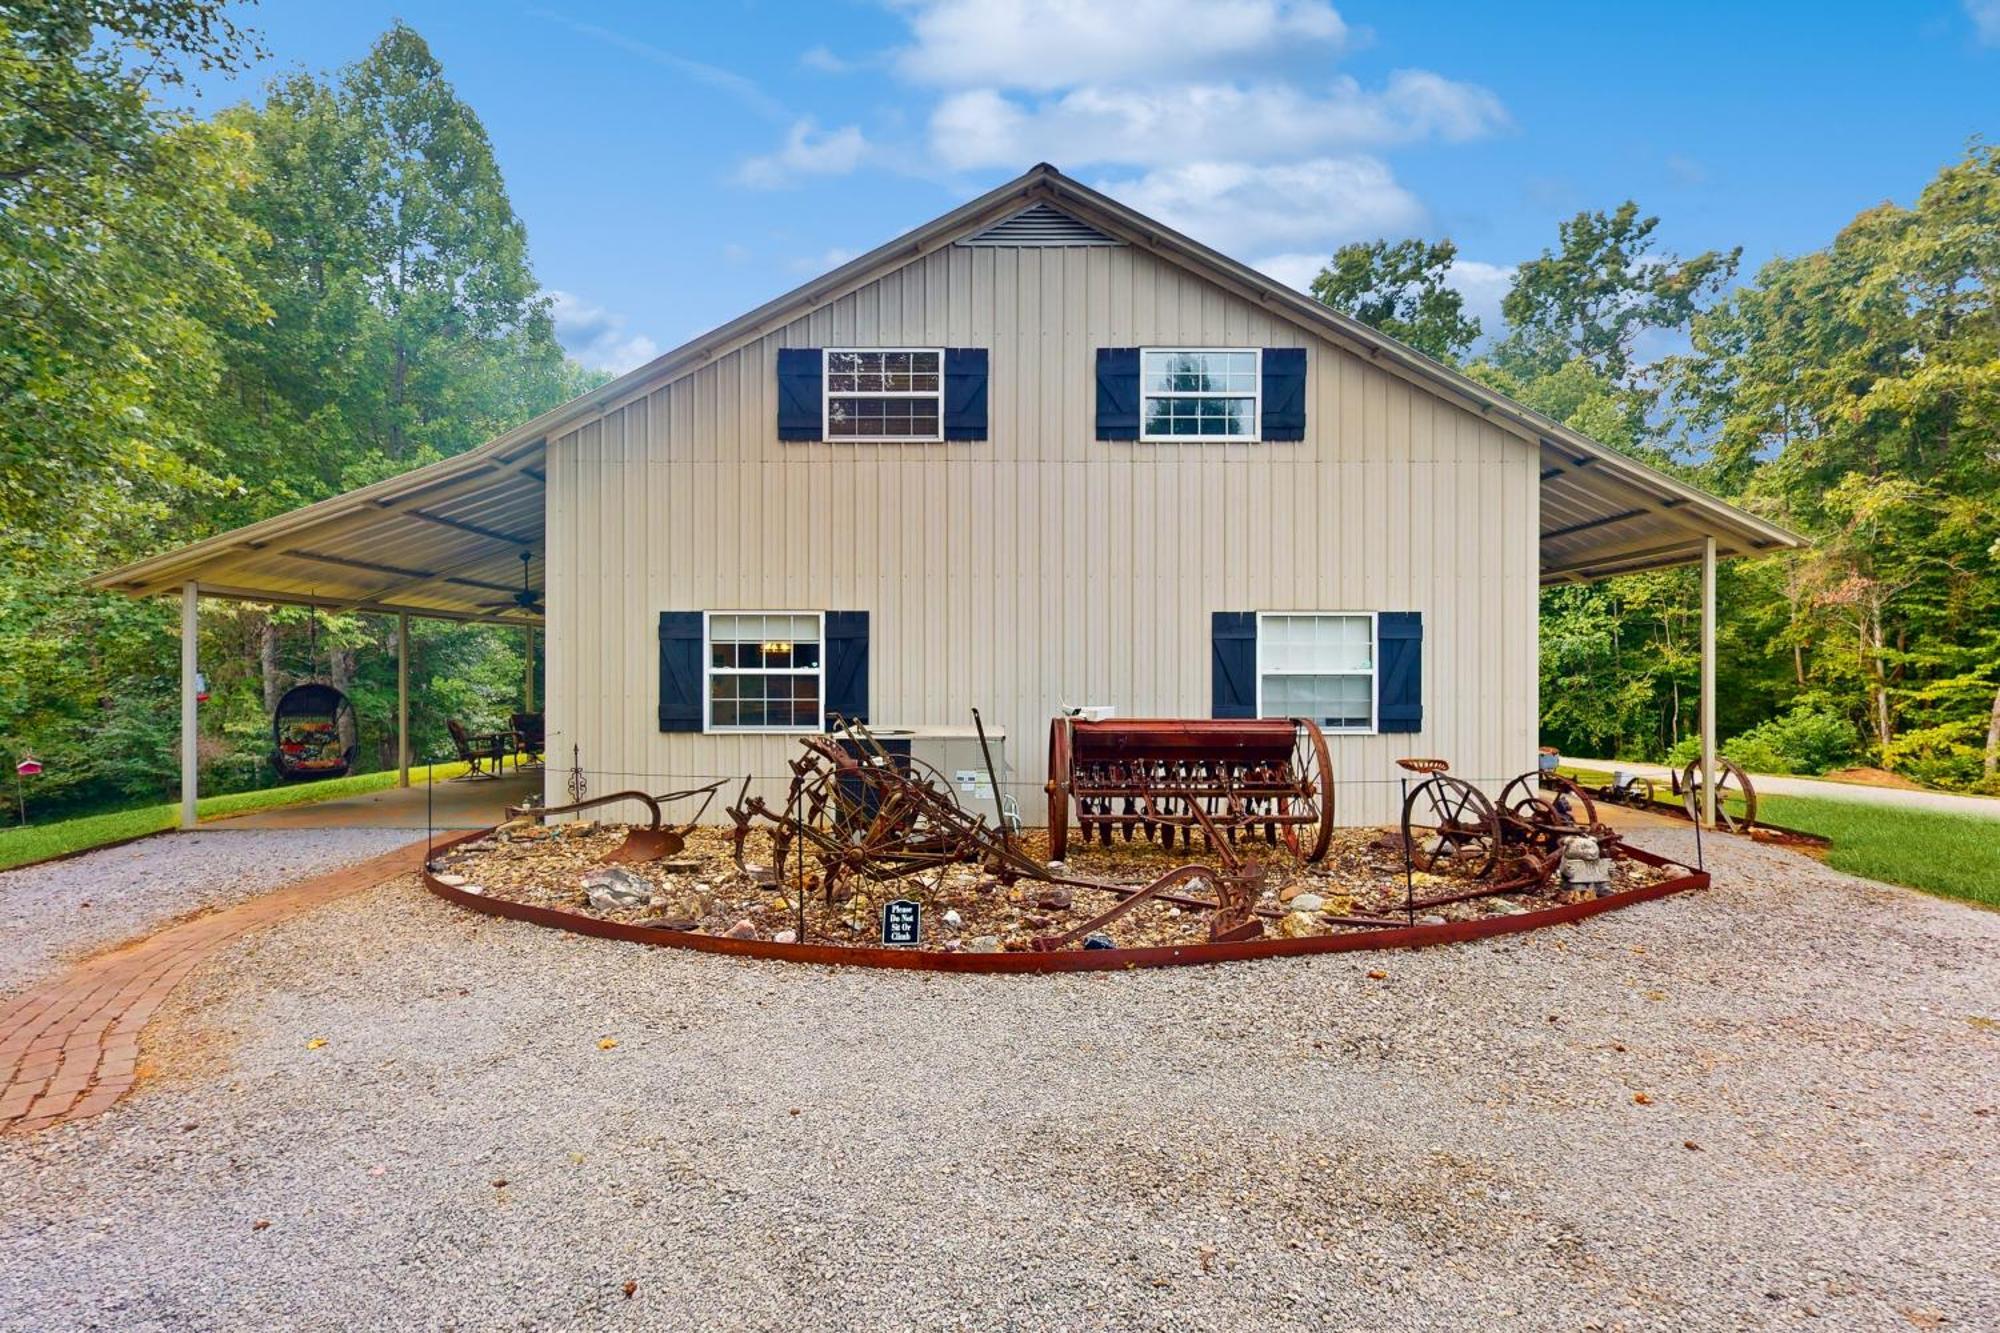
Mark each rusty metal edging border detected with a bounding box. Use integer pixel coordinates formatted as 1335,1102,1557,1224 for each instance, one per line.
420,830,1711,973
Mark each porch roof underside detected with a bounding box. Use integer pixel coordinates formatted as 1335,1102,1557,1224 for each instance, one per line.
88,432,1785,617
86,436,548,625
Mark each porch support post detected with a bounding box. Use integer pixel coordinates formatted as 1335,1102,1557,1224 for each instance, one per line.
181,581,199,830
524,626,535,713
397,611,411,789
1700,536,1718,829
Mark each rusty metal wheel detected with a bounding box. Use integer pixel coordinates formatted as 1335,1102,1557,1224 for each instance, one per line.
1046,717,1072,860
1277,718,1336,863
1680,756,1757,832
1499,772,1596,828
1403,774,1501,879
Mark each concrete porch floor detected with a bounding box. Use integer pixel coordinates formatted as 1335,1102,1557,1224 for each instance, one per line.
215,770,539,831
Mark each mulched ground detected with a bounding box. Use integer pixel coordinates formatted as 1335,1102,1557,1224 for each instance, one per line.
437,820,1678,952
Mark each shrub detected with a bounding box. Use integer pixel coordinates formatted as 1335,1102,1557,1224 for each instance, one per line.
1723,704,1863,776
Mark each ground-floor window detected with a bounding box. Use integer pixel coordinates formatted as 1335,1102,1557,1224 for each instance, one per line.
1256,611,1375,732
706,612,823,731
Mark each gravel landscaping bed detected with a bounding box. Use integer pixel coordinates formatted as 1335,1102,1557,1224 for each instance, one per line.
2,829,1995,1330
0,828,421,998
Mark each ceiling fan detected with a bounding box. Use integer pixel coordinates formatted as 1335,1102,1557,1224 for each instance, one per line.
483,549,545,616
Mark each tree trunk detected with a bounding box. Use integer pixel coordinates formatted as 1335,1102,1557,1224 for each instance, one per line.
260,617,281,713
389,339,408,457
1985,683,2000,782
1865,607,1894,751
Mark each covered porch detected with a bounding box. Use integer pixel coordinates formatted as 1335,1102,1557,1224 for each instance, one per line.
88,431,548,829
90,404,1802,831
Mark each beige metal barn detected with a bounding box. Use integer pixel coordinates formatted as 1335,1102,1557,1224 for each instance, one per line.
91,164,1804,830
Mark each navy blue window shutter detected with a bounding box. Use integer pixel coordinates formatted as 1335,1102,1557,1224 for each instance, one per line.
658,612,703,733
1261,347,1306,442
1096,347,1140,440
943,348,988,440
823,611,869,729
776,347,823,441
1211,611,1257,719
1378,612,1423,733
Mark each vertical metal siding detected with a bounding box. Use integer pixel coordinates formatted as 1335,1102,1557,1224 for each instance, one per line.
545,244,1539,826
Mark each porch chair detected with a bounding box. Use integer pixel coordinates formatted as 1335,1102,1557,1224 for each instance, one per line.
447,718,511,780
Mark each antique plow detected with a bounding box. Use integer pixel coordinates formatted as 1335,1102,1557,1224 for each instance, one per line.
508,779,730,864
1046,716,1335,862
726,716,1264,949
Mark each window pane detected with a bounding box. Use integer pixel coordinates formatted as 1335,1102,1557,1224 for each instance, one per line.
711,700,738,727
1262,672,1372,728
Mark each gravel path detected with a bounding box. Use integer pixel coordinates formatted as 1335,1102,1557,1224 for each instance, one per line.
2,830,1995,1331
1568,757,2000,820
0,828,422,1000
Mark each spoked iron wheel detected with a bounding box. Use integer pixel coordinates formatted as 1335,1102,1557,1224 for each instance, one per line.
1045,718,1072,860
1278,718,1336,863
1498,772,1597,829
1679,756,1757,832
1402,774,1502,879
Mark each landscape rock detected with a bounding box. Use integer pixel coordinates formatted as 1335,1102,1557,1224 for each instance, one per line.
581,866,654,910
942,909,963,928
1036,887,1073,911
1288,892,1326,914
1082,932,1116,950
966,935,1001,953
724,919,757,940
1278,911,1321,939
772,930,797,944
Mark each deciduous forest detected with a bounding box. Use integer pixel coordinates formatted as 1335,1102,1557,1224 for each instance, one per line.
3,2,1996,823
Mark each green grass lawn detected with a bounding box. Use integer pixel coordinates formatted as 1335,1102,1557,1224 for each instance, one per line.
1752,793,2000,910
1557,765,1999,910
0,761,472,873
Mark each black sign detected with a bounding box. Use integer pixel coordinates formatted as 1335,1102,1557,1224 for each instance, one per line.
881,898,921,947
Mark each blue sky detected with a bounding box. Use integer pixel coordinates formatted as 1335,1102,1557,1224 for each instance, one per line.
184,1,2000,373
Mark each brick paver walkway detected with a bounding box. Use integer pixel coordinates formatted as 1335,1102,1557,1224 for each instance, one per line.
0,838,429,1134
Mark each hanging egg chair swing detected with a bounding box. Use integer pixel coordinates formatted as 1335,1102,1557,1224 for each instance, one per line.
270,604,359,782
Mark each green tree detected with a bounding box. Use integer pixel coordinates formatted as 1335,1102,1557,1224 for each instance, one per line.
1308,238,1481,363
1494,201,1740,390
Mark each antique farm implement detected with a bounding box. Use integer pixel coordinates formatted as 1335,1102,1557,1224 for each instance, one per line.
1045,716,1335,862
508,779,729,864
1398,758,1626,909
726,716,1265,949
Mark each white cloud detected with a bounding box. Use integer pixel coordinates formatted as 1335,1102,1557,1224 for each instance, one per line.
1097,159,1425,257
1968,0,2000,43
801,45,859,73
1254,252,1332,292
893,0,1347,91
734,119,872,188
1443,258,1514,337
930,72,1506,170
790,246,860,274
548,290,660,375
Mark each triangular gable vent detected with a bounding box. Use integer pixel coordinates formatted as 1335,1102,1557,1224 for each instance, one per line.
957,201,1123,248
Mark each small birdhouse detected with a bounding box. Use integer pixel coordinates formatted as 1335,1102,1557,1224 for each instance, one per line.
15,756,41,777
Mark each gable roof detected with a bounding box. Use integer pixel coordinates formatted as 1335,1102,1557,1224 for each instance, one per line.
91,164,1802,615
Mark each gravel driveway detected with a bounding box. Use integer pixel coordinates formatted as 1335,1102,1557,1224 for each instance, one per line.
0,828,423,999
2,830,1995,1331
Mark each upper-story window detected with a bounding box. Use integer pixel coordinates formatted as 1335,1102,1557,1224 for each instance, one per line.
1140,348,1260,442
825,349,943,441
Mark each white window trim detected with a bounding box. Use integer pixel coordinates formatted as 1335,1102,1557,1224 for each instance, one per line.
823,347,945,443
1138,346,1262,444
703,609,827,735
1254,610,1378,735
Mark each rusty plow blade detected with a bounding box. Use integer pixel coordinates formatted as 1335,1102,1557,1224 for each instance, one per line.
508,780,726,866
603,825,685,864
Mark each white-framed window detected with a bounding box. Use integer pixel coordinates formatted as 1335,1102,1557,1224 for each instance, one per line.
1140,348,1260,442
705,611,824,732
1256,611,1376,732
825,348,943,441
